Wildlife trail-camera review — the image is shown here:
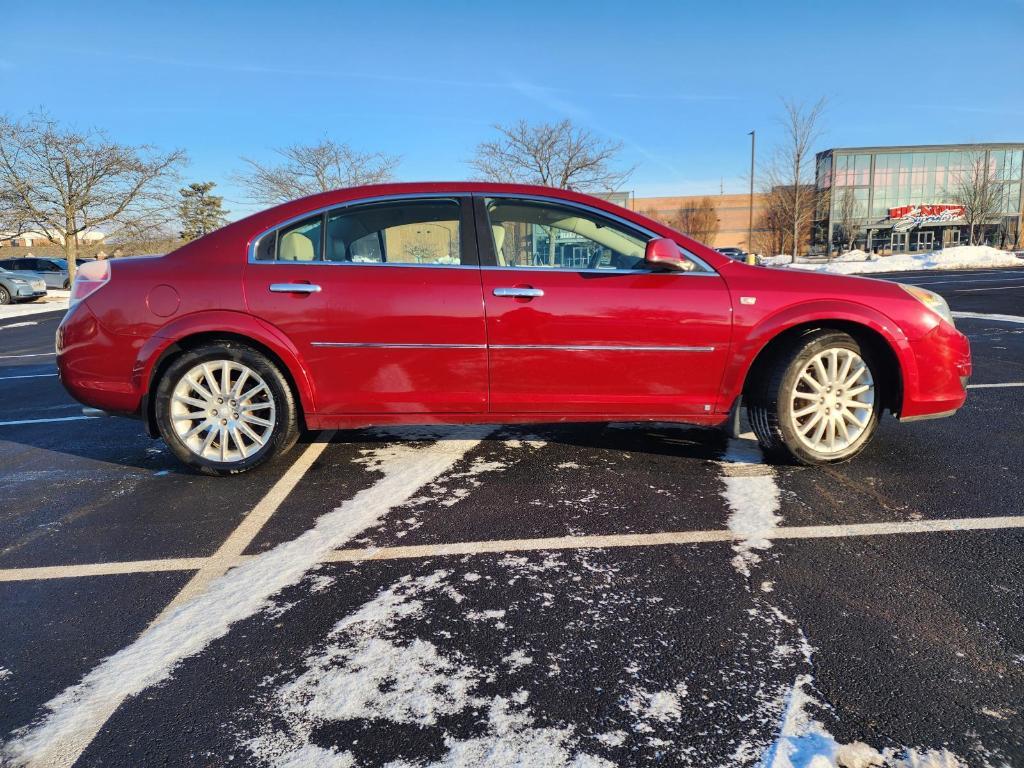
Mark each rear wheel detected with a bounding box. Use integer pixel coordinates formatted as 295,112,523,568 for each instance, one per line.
747,330,881,465
0,286,10,305
155,342,300,475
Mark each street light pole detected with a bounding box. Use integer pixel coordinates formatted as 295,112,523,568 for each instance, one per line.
747,130,756,264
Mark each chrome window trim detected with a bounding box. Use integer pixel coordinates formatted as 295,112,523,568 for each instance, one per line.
247,192,473,267
246,190,718,276
478,265,719,277
479,192,718,276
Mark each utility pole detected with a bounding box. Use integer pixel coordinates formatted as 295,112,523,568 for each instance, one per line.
747,130,756,264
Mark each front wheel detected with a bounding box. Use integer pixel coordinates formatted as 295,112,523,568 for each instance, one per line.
154,342,300,475
747,330,881,465
0,286,10,305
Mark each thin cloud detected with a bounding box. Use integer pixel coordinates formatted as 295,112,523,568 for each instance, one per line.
611,91,738,102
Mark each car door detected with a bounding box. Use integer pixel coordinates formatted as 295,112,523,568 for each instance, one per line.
244,195,487,415
36,259,65,288
476,195,733,416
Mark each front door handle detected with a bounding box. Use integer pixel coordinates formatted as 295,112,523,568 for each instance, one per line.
493,287,544,298
269,283,322,294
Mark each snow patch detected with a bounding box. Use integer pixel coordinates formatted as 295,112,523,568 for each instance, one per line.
718,437,782,577
775,246,1022,275
244,570,610,768
0,292,69,319
2,429,488,768
624,684,687,724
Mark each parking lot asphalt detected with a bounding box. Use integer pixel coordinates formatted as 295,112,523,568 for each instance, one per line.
0,266,1022,767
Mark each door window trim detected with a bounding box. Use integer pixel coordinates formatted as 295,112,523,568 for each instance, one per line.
247,193,480,269
472,193,717,276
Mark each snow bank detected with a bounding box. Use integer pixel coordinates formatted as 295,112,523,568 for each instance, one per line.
0,290,69,320
778,246,1022,275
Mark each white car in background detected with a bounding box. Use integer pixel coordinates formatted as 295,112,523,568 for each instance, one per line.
0,266,47,304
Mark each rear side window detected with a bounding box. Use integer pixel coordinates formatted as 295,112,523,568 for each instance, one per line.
326,199,462,265
254,215,323,262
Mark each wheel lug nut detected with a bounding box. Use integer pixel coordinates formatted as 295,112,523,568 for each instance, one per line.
220,418,227,425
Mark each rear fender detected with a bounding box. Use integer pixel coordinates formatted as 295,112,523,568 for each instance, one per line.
133,310,317,414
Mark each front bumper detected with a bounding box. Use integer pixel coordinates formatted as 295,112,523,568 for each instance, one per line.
13,283,46,300
898,320,971,421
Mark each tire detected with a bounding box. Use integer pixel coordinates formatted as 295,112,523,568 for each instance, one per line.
154,342,300,476
747,330,882,465
0,286,10,305
63,279,70,290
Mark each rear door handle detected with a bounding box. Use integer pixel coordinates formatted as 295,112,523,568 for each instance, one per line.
493,287,544,298
269,283,322,294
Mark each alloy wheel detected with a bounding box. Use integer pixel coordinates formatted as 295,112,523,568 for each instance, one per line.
788,347,874,455
170,360,276,463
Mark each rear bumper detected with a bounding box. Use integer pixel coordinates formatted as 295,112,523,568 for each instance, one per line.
897,320,971,421
56,303,144,415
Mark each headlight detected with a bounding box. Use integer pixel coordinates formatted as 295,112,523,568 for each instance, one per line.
901,284,954,327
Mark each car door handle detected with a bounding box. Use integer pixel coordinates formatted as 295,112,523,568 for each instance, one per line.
269,283,322,294
493,287,544,298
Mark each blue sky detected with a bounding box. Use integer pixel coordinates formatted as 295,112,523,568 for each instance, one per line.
4,0,1023,218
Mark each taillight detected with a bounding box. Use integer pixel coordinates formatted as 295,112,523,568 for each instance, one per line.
69,259,111,309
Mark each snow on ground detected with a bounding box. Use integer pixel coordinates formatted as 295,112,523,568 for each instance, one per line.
715,434,971,768
0,290,69,320
766,246,1023,275
0,429,491,768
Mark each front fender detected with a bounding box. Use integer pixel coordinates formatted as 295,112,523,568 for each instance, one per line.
718,299,918,411
132,310,318,415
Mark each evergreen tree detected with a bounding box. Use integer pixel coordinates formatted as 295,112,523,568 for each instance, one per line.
178,182,228,241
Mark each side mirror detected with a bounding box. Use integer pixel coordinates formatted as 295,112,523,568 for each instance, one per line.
644,237,694,272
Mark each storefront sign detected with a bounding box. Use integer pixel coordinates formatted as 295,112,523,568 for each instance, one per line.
889,204,964,232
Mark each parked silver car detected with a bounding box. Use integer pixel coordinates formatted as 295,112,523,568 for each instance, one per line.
0,267,47,304
2,257,71,289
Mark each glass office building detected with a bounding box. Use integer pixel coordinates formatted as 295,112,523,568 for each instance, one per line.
814,143,1024,252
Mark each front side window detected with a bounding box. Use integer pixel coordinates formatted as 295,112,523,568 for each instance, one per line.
326,199,462,265
483,197,648,271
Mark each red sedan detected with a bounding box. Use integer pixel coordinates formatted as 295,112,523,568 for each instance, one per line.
57,183,971,475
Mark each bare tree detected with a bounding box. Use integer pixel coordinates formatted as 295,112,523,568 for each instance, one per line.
472,119,633,266
639,207,670,226
178,181,228,241
833,186,858,255
948,151,1006,245
0,111,186,281
754,186,800,256
673,196,720,244
470,119,633,192
237,139,399,206
762,98,826,261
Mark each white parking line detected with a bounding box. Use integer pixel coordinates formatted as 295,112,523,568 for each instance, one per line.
968,382,1024,389
952,283,1024,293
0,321,38,330
0,415,95,427
4,513,1024,583
0,429,491,768
0,352,55,359
0,433,336,768
952,311,1024,324
0,373,57,381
